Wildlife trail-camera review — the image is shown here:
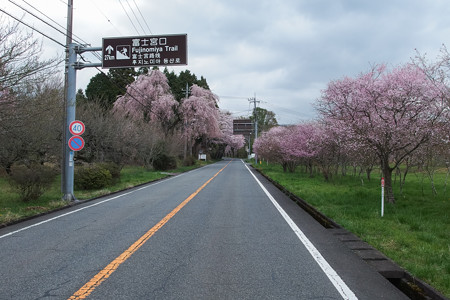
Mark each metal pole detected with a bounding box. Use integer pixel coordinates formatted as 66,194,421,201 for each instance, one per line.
248,134,251,159
252,94,258,164
62,43,77,201
61,0,73,198
183,82,189,160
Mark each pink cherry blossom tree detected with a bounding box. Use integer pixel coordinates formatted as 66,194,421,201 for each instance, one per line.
181,84,221,156
254,122,322,173
253,126,286,169
317,63,448,203
218,111,245,157
224,134,246,157
113,69,178,135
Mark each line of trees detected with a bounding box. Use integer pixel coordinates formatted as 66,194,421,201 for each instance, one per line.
254,57,449,203
79,69,245,169
0,18,62,175
1,19,245,200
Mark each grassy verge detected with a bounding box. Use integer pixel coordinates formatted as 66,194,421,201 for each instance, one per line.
253,162,450,297
0,161,208,226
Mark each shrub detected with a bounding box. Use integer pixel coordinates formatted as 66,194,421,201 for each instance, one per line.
98,162,121,184
152,153,177,171
75,164,112,190
183,156,196,167
9,164,57,202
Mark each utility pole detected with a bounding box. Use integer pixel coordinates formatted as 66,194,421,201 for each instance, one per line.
249,94,260,164
61,0,73,201
62,0,102,201
182,82,189,160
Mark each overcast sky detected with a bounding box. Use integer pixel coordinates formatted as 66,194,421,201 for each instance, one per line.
3,0,450,124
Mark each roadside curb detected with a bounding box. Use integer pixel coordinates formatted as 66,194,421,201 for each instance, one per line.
0,163,213,229
0,175,171,229
0,165,216,229
252,166,448,300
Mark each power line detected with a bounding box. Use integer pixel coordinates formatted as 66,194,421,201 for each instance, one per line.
19,0,87,45
132,0,152,34
125,0,145,34
10,0,104,66
91,0,123,36
118,0,140,35
228,110,252,115
8,0,164,118
0,8,65,47
92,66,170,119
7,0,80,45
218,95,249,99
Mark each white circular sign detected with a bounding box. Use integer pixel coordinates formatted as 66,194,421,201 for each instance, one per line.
69,120,85,136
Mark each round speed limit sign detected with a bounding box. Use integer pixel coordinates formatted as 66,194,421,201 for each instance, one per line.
69,120,85,136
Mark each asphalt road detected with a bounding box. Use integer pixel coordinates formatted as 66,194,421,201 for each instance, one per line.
0,159,409,299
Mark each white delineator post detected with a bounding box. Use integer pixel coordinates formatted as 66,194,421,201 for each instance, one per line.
381,177,385,217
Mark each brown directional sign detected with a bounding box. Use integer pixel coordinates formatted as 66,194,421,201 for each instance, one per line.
102,34,187,69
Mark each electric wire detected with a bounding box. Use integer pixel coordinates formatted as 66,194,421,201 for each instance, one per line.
1,58,65,90
118,0,141,35
89,62,206,124
19,0,87,46
132,0,152,34
91,0,123,36
125,0,146,34
9,0,104,66
6,0,162,117
218,95,249,99
0,8,65,47
2,0,154,115
92,64,166,119
8,0,100,51
7,0,81,46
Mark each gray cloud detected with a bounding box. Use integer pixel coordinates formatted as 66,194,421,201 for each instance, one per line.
3,0,450,124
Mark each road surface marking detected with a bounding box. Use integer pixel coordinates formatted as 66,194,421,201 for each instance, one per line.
68,160,232,300
244,162,358,300
0,167,205,240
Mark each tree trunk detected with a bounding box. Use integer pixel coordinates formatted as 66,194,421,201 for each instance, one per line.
382,158,395,204
308,161,314,177
366,167,372,181
287,161,297,173
444,166,449,194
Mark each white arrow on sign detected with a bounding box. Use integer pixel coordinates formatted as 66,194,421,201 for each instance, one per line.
106,45,114,54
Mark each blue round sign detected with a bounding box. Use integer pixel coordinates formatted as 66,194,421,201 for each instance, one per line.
68,136,85,151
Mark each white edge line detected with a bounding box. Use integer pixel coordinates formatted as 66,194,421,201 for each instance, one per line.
243,161,358,300
0,171,190,240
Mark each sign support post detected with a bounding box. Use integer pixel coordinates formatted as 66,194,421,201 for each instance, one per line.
62,44,101,202
62,34,186,201
62,43,77,201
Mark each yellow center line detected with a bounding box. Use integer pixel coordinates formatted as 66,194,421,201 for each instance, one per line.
69,160,232,300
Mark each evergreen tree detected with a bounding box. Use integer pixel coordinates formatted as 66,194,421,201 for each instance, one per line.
85,68,136,110
163,68,210,101
250,107,278,134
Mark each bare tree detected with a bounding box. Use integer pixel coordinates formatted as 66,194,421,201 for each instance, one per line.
0,79,63,173
0,18,62,173
0,17,61,94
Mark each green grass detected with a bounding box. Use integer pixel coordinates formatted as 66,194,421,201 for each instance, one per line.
0,175,67,224
1,160,448,296
254,162,450,297
0,162,208,225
